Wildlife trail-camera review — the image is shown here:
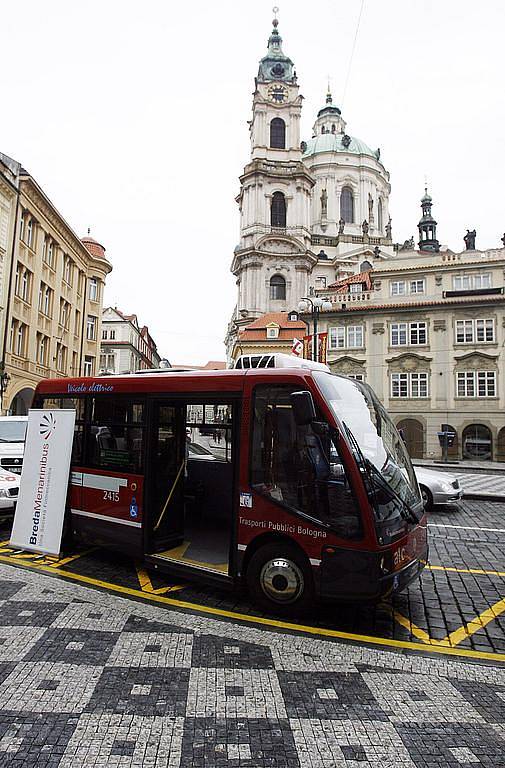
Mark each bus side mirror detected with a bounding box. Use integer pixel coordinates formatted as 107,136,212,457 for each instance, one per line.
290,390,317,425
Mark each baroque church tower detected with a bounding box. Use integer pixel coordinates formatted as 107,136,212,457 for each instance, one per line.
227,13,395,357
230,14,315,334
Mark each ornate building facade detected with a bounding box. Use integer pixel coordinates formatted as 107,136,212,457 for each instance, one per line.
0,153,112,414
100,307,161,374
226,15,505,461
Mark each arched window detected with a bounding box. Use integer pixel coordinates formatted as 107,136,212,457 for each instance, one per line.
340,186,354,223
271,192,286,228
270,118,285,149
377,199,383,232
270,274,286,300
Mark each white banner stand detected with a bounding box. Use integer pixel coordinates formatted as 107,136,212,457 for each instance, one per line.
10,409,76,556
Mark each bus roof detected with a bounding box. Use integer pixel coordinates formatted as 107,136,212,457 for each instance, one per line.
34,365,326,397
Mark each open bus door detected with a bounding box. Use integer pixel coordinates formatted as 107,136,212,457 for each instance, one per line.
146,402,186,553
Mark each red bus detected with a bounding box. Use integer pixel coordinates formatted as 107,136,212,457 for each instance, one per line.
34,355,428,614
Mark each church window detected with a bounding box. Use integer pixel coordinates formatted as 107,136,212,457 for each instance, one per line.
340,187,354,223
270,118,286,149
270,274,286,301
378,199,383,232
331,124,336,133
271,192,286,228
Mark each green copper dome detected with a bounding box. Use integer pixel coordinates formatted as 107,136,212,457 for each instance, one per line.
302,133,379,161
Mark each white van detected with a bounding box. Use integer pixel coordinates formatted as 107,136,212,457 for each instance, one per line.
0,416,28,474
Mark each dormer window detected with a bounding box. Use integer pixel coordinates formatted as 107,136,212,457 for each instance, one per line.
349,283,363,293
266,324,280,339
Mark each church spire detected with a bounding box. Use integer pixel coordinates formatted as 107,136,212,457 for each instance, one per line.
418,187,440,252
257,8,296,83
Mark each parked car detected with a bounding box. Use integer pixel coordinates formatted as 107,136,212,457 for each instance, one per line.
0,467,20,513
0,416,27,475
414,466,463,509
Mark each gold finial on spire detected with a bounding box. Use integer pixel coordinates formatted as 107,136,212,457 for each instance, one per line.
326,76,333,104
272,6,279,29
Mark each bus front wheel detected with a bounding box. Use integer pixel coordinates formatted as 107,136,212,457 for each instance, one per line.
246,542,314,615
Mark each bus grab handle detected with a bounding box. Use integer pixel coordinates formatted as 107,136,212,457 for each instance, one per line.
153,458,186,532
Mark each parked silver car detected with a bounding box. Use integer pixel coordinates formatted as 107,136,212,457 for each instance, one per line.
414,466,463,509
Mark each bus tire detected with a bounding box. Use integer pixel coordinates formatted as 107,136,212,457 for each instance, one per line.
246,542,314,615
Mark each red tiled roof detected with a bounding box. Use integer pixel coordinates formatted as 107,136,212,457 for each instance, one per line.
327,271,373,292
242,312,306,330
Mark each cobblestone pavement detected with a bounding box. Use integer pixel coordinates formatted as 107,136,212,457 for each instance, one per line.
0,560,504,767
3,499,504,656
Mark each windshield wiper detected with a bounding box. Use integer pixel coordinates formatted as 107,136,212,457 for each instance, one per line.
342,421,419,525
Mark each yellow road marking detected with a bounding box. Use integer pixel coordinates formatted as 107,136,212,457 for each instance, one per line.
393,611,435,645
427,564,505,578
0,552,503,664
49,548,97,568
135,563,184,595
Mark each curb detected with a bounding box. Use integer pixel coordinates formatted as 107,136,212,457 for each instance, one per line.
462,493,505,503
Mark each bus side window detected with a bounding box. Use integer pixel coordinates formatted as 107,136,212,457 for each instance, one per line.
86,397,144,473
42,396,85,465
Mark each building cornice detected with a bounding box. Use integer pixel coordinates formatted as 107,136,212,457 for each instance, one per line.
19,175,112,274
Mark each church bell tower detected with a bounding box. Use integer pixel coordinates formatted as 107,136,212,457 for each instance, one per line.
230,11,315,329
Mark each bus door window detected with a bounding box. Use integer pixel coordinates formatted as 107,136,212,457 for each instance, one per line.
149,404,185,549
251,385,362,539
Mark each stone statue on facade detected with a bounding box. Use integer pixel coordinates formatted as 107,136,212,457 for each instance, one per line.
320,188,327,217
368,193,374,223
501,233,505,247
338,218,345,235
400,236,414,251
373,245,380,258
362,220,369,236
464,229,476,250
385,217,392,239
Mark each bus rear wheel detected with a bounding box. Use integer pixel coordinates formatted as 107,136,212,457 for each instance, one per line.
246,542,314,615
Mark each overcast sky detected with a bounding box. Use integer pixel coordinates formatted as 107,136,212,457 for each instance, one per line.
2,1,504,364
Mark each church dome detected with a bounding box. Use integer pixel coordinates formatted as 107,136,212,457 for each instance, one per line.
302,132,379,161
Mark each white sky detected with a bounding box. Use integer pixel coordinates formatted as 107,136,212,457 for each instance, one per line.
2,1,504,364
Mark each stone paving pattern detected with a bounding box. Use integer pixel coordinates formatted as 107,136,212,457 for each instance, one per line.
0,562,504,767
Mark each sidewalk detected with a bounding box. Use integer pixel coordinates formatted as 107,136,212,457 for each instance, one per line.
414,457,505,474
414,461,505,501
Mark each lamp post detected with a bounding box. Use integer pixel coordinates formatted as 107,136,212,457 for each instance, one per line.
298,296,332,362
0,369,10,415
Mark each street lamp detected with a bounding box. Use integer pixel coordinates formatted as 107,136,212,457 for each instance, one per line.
0,369,10,415
298,296,332,362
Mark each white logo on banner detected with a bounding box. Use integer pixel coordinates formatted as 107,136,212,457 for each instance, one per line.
10,409,76,556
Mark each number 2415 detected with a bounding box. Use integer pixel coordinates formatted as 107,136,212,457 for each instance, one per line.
103,490,120,502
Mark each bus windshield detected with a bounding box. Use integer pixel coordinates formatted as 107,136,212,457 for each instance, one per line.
313,372,422,523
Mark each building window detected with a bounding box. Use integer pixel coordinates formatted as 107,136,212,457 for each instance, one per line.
315,276,327,288
100,353,115,372
14,323,27,357
347,325,363,348
19,212,25,241
56,343,67,372
63,256,73,285
390,322,427,346
83,356,94,376
457,371,496,397
328,326,345,349
270,118,286,149
391,281,407,296
102,329,107,340
453,273,491,290
89,277,98,301
340,187,354,223
59,300,69,328
377,199,383,232
271,192,286,228
266,326,279,339
16,267,32,303
26,218,34,248
410,279,425,294
37,334,48,366
348,373,364,381
328,325,364,349
39,283,52,316
110,329,116,340
455,318,495,344
86,315,97,340
391,372,429,398
269,274,286,300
